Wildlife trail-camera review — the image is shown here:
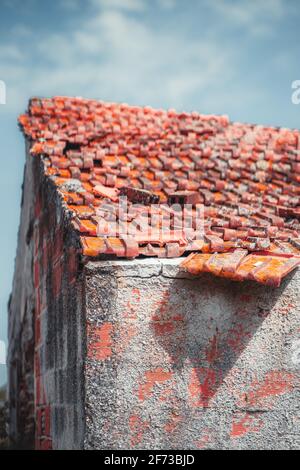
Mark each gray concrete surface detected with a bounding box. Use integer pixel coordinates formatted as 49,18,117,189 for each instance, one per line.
84,258,300,450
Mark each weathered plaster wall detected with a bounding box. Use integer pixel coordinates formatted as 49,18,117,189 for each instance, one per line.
9,147,85,449
8,141,36,448
84,258,300,450
32,165,85,450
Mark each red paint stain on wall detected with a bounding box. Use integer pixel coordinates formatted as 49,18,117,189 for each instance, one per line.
153,291,170,317
164,412,182,433
36,438,52,450
35,315,41,346
278,302,296,315
231,413,263,438
35,347,52,449
205,330,220,364
34,197,42,218
129,414,149,447
124,288,141,319
240,370,295,408
153,320,175,336
159,385,174,402
138,368,173,401
234,307,251,319
189,367,220,407
132,288,141,301
152,315,184,334
227,325,251,354
34,259,40,288
87,322,114,360
239,295,252,303
115,324,137,355
195,431,214,449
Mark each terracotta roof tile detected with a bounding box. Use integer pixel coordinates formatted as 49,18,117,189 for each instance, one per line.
181,252,300,287
19,96,300,285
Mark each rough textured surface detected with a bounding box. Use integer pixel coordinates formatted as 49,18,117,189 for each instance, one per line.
9,97,300,449
84,258,300,450
8,142,86,449
181,250,300,287
0,385,8,449
8,140,36,448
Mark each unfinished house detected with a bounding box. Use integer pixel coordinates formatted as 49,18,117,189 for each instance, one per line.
9,96,300,450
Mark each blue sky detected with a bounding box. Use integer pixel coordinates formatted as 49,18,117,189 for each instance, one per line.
0,0,300,385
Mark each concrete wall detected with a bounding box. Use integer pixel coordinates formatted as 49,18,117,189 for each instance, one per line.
84,258,300,450
9,147,85,449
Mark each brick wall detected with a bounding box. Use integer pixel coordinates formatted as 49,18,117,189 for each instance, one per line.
9,145,85,449
8,142,36,448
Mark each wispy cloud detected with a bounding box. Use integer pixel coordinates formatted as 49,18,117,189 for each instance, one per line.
1,0,234,113
0,0,298,122
205,0,286,36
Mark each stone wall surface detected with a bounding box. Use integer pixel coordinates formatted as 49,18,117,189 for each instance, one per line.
9,146,85,449
8,142,36,448
0,387,8,450
84,258,300,450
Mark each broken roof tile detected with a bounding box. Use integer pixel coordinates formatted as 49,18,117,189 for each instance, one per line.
182,252,300,287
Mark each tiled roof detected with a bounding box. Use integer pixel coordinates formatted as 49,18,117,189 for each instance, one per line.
19,96,300,286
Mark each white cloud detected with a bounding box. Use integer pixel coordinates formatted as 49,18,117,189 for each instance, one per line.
5,0,292,117
1,1,235,114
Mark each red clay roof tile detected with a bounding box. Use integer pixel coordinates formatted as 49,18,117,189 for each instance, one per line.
19,96,300,285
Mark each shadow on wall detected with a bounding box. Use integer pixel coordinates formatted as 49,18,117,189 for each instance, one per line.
150,269,298,424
